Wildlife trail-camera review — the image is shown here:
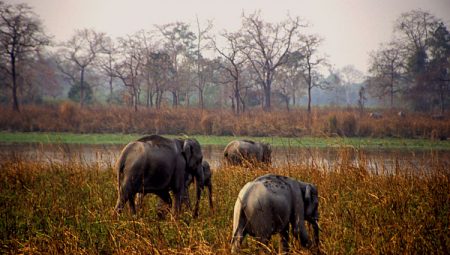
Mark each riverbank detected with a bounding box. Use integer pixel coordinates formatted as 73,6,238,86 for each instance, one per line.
0,132,449,150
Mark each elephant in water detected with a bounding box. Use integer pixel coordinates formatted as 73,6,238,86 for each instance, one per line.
231,174,319,253
114,135,203,216
183,160,213,217
223,140,271,166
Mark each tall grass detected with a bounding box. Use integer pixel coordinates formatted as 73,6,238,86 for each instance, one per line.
0,104,449,138
0,149,448,254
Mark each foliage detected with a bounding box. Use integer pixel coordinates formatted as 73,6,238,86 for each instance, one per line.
0,148,448,254
68,82,93,104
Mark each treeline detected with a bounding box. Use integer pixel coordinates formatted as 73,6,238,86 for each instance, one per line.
0,2,448,115
1,104,448,139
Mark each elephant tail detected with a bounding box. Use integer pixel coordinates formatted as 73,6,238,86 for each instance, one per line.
232,182,253,244
116,150,127,193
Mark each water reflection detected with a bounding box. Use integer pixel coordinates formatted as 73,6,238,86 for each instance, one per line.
0,143,448,173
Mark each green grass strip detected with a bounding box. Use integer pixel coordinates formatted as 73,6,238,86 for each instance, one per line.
0,132,449,150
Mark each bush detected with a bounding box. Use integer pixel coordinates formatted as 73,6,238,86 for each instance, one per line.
340,114,357,137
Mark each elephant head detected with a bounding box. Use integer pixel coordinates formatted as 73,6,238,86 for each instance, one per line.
303,183,320,244
261,143,272,164
182,139,203,178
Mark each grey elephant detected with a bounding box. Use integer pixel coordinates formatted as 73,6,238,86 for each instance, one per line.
114,135,203,216
183,160,213,217
231,174,319,253
223,140,271,166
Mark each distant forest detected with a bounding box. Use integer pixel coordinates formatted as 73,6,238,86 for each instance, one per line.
0,2,448,114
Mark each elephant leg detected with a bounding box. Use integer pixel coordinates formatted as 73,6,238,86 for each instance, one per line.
308,219,320,246
294,221,310,248
231,229,245,254
115,182,133,214
207,182,213,213
281,227,290,252
128,193,137,215
114,195,126,214
183,187,192,210
156,191,172,219
135,193,145,210
173,190,183,216
193,184,204,218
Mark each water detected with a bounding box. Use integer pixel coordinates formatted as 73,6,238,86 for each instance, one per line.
0,143,448,173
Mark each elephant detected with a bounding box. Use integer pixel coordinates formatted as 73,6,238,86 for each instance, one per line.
182,160,213,217
223,140,271,166
114,135,203,216
369,112,383,119
231,174,319,253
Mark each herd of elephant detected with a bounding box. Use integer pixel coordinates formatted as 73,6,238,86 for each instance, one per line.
114,135,320,252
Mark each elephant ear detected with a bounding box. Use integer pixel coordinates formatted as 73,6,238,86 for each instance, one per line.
304,184,318,218
183,140,193,168
195,164,205,187
305,184,312,204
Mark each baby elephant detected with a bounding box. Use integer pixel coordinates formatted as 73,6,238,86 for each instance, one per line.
183,161,213,218
231,174,319,253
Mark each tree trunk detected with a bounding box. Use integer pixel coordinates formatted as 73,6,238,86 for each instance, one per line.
230,96,235,114
11,52,20,112
307,85,312,114
80,67,85,107
263,83,271,112
285,96,290,112
199,88,204,110
109,76,114,104
172,91,178,107
146,84,151,107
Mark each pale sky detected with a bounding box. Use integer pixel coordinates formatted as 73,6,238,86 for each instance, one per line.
7,0,450,74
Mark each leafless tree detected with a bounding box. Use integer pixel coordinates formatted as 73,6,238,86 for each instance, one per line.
337,65,364,106
275,51,305,111
368,42,405,108
136,30,158,108
113,34,145,111
241,12,303,111
157,22,195,107
147,50,173,109
211,31,247,115
57,28,105,107
0,1,49,112
297,34,328,114
194,16,213,109
98,35,118,104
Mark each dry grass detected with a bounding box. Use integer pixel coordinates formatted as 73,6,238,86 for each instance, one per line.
0,148,448,254
0,104,449,138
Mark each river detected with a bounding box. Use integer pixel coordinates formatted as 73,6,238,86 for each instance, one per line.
1,143,448,173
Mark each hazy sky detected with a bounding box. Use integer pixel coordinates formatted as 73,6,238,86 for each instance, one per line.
7,0,450,74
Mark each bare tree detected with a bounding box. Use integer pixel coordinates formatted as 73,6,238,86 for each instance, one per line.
157,22,195,107
337,65,364,106
275,51,305,111
147,50,173,108
241,12,303,111
98,35,118,104
0,1,49,112
297,34,328,114
57,28,105,107
113,34,144,111
395,9,440,74
194,16,213,109
136,30,158,108
368,42,405,108
212,31,247,115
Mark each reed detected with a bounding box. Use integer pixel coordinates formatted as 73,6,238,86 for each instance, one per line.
0,148,448,254
0,104,449,139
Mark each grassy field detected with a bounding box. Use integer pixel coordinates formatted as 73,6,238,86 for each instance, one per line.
1,131,450,150
0,149,449,254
